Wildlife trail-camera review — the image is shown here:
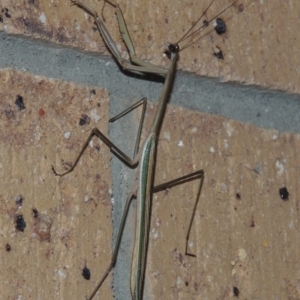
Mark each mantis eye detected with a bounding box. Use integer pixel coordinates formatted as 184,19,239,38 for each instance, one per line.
167,43,180,54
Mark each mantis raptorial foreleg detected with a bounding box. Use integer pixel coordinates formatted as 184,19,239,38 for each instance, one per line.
70,0,167,77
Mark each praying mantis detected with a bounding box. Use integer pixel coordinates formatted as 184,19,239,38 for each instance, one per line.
53,0,239,299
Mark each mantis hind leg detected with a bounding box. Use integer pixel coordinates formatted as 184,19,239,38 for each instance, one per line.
153,169,204,257
87,183,139,300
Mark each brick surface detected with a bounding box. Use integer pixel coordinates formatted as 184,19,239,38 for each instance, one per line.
0,69,112,299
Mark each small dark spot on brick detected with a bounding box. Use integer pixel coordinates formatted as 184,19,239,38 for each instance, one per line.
279,187,289,201
79,114,90,126
6,243,11,251
213,46,224,60
32,208,39,218
214,18,226,35
15,95,26,110
15,214,26,232
4,8,11,18
82,266,91,280
233,286,239,296
236,193,241,200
